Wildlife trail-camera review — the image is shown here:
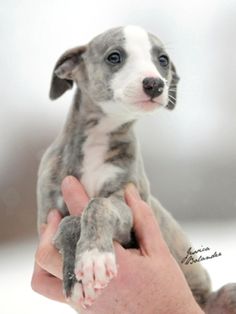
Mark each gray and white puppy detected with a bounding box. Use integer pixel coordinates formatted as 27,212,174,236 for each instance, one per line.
37,25,211,309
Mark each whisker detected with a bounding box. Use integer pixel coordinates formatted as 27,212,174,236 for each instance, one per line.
168,94,176,101
168,98,175,106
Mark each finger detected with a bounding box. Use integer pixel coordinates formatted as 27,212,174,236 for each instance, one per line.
31,262,65,303
36,210,63,279
113,242,131,269
125,184,167,256
61,176,89,216
113,241,141,258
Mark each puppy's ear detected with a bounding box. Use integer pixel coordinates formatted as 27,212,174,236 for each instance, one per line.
49,45,87,100
166,62,180,110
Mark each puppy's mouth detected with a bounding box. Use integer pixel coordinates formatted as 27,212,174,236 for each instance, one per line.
134,98,164,111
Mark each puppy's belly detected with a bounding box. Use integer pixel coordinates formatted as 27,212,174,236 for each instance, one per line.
80,163,123,198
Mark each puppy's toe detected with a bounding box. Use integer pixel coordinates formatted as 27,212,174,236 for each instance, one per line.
93,252,117,287
74,248,117,306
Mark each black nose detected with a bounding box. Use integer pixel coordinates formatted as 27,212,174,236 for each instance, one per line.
142,77,165,98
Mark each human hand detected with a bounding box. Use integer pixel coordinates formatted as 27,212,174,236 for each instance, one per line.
31,176,89,303
31,176,203,314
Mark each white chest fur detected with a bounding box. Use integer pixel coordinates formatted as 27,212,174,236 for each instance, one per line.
80,118,124,198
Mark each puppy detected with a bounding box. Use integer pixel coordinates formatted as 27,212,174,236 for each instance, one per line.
37,25,211,309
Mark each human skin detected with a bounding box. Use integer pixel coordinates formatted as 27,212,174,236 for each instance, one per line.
31,176,204,314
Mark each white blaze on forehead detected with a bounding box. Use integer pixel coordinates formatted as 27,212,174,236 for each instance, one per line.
124,26,151,58
124,25,150,45
123,25,160,77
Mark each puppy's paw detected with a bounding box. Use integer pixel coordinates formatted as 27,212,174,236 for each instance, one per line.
73,248,117,308
75,248,117,288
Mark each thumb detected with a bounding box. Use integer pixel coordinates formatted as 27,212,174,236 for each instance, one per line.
125,184,167,257
61,176,89,216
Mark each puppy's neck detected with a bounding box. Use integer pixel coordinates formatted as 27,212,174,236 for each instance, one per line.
64,88,136,137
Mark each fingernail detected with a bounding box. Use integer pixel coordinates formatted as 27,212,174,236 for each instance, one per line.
62,176,74,189
47,209,57,223
126,184,141,200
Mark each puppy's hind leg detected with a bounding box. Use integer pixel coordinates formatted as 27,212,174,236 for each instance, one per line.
150,196,212,307
204,283,236,314
53,216,81,298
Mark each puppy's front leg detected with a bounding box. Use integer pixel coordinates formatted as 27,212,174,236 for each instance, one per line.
72,193,133,308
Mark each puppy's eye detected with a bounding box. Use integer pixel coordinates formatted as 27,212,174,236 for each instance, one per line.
107,51,122,65
159,55,169,67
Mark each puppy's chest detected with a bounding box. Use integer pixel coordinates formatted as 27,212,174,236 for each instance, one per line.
80,132,123,198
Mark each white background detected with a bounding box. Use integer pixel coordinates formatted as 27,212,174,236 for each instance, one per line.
0,0,236,313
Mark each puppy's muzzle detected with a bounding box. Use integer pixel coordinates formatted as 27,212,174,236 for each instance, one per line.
142,77,165,99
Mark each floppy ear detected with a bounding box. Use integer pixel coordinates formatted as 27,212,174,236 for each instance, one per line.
166,62,180,110
49,45,87,100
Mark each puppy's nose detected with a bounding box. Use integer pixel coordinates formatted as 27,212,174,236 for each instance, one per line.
142,77,165,98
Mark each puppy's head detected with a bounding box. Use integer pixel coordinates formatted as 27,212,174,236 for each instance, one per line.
50,26,179,119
